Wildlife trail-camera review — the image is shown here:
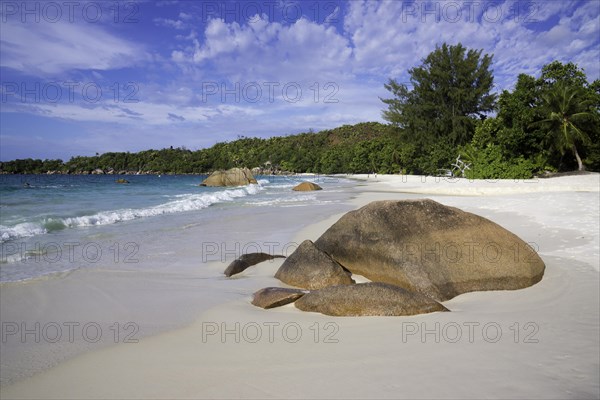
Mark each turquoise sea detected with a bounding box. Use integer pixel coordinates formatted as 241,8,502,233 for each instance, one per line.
0,174,353,282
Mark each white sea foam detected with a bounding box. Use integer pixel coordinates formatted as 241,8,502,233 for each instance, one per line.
246,194,317,206
0,184,263,242
60,184,263,228
0,222,47,242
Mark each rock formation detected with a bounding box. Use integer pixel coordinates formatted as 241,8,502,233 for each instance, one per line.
251,287,307,309
314,199,545,301
294,282,448,316
274,240,354,289
224,253,286,277
200,167,258,187
292,182,323,191
237,199,545,317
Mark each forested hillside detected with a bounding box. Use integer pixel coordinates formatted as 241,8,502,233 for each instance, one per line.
0,122,405,175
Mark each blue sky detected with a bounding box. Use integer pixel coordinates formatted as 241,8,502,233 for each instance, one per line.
1,0,599,161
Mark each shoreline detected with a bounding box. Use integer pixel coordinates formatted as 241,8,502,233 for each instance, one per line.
0,176,357,388
1,174,598,399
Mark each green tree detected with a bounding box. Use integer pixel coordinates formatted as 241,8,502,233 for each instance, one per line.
495,61,599,172
382,43,496,148
460,118,538,179
497,74,547,159
538,61,588,89
532,82,596,171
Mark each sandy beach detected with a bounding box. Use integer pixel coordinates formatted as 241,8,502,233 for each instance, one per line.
1,174,598,399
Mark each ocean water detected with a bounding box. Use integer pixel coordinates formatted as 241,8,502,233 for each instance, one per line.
0,174,353,282
0,173,359,386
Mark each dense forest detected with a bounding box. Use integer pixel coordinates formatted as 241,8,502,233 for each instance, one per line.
2,45,599,178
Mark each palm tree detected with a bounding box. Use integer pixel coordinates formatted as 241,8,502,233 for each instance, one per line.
532,83,595,171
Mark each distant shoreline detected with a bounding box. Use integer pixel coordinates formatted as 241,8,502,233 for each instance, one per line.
0,171,312,176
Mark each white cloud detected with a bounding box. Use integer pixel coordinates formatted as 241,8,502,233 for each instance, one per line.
340,0,599,87
1,100,264,126
179,12,193,21
154,17,186,30
524,0,571,23
0,20,146,76
173,14,353,82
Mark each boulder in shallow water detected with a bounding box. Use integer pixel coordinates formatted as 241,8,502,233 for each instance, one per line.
292,182,322,191
200,168,258,187
294,282,448,316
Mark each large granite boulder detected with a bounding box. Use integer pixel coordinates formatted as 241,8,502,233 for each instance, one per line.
275,240,354,290
224,253,286,277
314,199,545,301
295,282,448,316
293,182,322,191
251,287,308,309
200,168,258,187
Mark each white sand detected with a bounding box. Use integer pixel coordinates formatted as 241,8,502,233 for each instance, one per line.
1,174,598,399
346,172,600,196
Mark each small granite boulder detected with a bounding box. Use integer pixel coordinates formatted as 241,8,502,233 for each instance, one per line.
292,182,322,191
200,167,258,187
251,287,308,309
224,253,286,277
294,282,448,316
275,240,354,290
